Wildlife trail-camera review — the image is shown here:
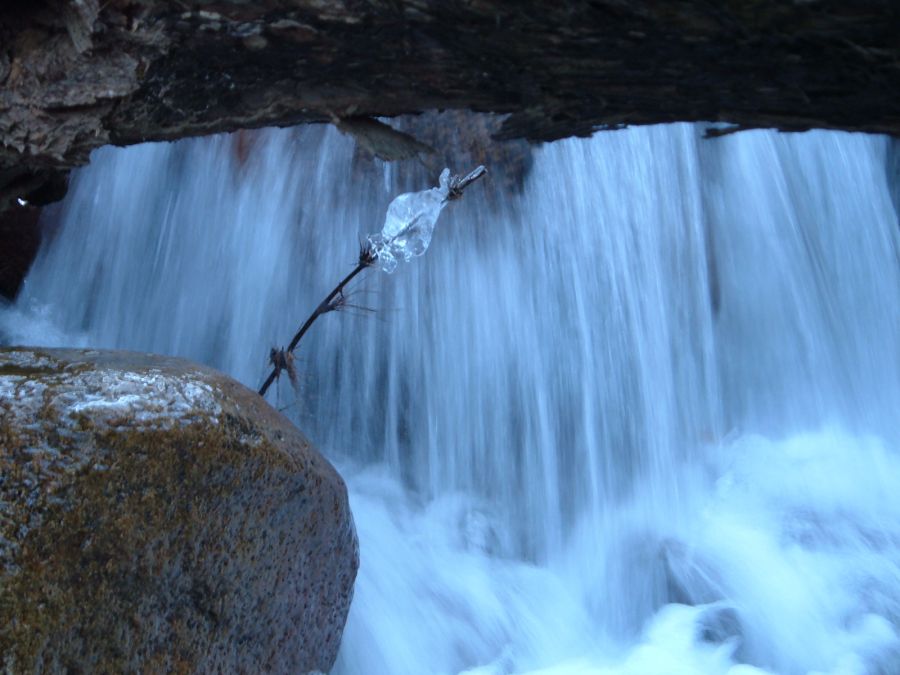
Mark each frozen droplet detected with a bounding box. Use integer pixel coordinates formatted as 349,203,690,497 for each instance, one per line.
368,169,451,273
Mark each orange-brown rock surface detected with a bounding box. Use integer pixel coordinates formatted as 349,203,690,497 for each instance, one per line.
0,347,357,674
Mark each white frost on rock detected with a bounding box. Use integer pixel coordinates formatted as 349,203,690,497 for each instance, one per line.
367,168,451,273
1,362,221,430
69,393,145,414
0,375,23,401
0,351,228,576
2,350,60,370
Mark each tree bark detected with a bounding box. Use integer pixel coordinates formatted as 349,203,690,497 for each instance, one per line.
1,0,898,209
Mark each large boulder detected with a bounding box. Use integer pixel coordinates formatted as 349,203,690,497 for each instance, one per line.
0,347,357,674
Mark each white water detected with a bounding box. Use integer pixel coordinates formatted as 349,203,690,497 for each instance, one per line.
3,124,900,675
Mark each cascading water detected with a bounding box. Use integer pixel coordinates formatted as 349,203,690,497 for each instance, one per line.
3,122,900,675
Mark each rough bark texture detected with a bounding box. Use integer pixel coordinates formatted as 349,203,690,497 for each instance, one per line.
1,0,898,211
0,347,358,674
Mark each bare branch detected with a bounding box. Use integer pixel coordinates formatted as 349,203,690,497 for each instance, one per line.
258,166,487,398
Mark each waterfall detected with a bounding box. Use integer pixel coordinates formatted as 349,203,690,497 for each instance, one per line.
3,123,900,674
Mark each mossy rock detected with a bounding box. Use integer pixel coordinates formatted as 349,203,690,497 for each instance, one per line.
0,347,358,674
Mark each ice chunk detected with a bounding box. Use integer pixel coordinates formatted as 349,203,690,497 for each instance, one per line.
368,169,451,273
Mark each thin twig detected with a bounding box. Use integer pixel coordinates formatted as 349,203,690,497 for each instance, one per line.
258,165,487,398
259,245,375,395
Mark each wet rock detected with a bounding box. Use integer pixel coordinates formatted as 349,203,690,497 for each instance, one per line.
696,604,742,646
0,347,358,674
0,204,42,300
662,539,726,607
392,112,533,194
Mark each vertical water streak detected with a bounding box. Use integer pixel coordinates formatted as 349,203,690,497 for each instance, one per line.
4,123,900,674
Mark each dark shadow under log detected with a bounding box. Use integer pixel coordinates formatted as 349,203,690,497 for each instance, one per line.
1,1,898,213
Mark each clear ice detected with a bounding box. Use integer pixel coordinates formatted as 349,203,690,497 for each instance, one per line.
368,168,451,273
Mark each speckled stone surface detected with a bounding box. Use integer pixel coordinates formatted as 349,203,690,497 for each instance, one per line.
0,347,358,674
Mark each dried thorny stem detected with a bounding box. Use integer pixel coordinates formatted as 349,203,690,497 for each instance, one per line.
328,288,378,317
258,244,375,396
258,165,487,398
269,347,298,389
448,166,487,200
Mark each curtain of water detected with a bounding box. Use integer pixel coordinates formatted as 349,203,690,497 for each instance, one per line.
3,124,900,675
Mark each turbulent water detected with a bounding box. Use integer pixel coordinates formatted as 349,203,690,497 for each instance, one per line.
3,123,900,675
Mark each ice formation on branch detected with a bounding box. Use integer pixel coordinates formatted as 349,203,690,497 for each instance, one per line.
367,168,452,273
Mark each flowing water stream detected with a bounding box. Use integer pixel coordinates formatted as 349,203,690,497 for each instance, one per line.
3,123,900,674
